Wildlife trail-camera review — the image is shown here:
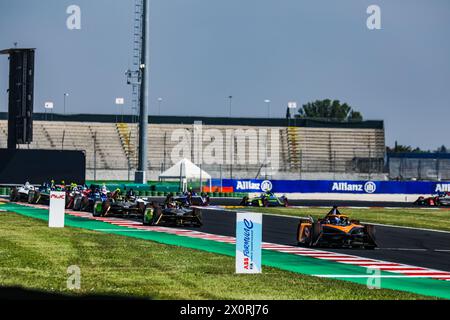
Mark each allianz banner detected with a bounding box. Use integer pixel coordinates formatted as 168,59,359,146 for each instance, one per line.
215,179,450,194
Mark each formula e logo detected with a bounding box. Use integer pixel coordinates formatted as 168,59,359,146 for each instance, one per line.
261,180,272,192
364,181,377,194
243,219,254,270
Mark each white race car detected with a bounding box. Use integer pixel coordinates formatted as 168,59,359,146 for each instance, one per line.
10,182,35,202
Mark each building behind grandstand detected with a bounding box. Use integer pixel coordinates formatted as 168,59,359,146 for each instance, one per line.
0,113,389,181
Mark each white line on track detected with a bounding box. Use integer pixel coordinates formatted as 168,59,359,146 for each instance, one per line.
361,222,450,234
314,275,450,279
94,229,151,232
378,248,428,251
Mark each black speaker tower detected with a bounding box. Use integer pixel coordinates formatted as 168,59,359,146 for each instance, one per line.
0,48,35,149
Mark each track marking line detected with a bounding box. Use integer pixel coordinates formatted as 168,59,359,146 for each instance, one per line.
361,222,450,234
378,248,428,251
93,229,151,232
314,275,448,279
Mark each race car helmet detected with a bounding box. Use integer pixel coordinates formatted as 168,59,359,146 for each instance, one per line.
331,216,340,224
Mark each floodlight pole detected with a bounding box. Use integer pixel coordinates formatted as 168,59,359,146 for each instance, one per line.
136,0,150,183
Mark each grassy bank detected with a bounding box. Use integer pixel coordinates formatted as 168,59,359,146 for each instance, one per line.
242,207,450,231
0,212,432,300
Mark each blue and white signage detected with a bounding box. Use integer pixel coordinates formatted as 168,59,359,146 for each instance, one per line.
235,180,273,192
215,179,450,195
236,212,262,274
260,180,273,192
331,181,377,193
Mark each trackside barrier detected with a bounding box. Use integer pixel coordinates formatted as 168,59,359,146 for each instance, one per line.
212,179,450,195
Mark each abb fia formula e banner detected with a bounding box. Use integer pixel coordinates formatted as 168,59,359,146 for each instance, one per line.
235,212,262,274
49,191,65,228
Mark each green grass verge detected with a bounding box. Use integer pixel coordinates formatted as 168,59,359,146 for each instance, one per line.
0,212,433,300
242,207,450,232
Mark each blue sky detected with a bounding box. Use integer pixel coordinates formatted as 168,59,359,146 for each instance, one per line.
0,0,449,149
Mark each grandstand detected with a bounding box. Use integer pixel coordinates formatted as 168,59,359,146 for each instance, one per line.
388,152,450,181
0,113,386,180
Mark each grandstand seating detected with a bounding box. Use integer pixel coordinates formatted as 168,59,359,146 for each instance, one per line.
0,119,385,179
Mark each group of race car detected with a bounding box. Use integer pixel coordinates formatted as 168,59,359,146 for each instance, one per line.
8,181,380,249
9,181,208,227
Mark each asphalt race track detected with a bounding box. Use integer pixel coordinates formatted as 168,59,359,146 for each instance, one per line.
147,197,421,208
189,208,450,272
209,198,421,208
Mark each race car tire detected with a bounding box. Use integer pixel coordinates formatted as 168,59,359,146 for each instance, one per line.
138,201,146,214
434,198,440,206
363,224,377,248
240,196,249,206
297,222,314,247
152,207,162,225
92,201,104,217
73,198,82,211
34,191,42,204
142,206,155,226
80,197,90,211
9,188,19,202
27,190,36,204
310,223,322,246
193,208,203,227
263,198,269,207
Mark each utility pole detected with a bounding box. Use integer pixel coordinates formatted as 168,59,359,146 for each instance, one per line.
135,0,150,184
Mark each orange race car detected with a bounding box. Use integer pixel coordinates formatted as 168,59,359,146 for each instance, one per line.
296,207,377,249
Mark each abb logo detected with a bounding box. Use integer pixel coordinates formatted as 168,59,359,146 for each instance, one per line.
50,194,65,200
243,257,250,270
